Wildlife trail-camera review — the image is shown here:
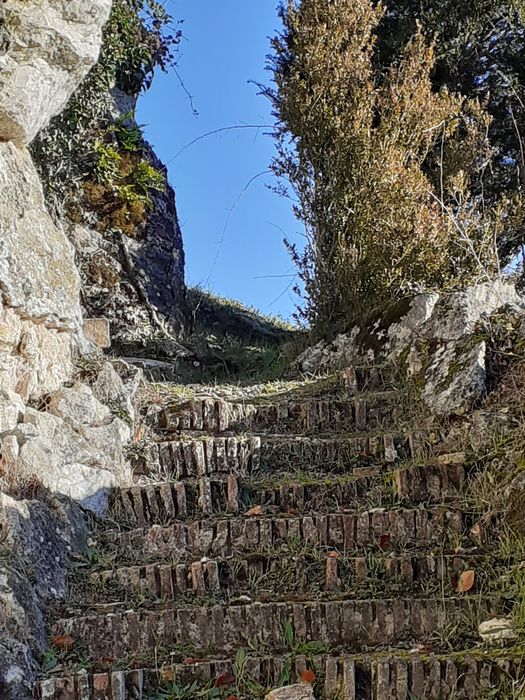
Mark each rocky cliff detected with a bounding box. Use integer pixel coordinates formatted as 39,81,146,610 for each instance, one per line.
0,1,153,696
30,1,189,345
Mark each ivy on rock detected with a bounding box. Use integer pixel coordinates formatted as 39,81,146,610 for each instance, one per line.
30,0,181,232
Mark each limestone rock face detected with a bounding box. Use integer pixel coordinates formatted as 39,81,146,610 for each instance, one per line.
69,145,189,348
0,142,81,399
0,0,112,145
295,281,524,416
265,685,317,700
14,396,132,515
91,359,143,426
0,1,124,695
422,340,487,415
0,493,87,698
0,143,81,329
419,280,520,342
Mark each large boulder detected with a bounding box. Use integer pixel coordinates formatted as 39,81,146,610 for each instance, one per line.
0,0,112,145
14,393,132,514
295,281,524,416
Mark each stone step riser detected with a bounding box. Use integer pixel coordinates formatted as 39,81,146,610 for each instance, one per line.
54,598,486,661
105,508,466,563
87,554,484,604
160,395,405,435
37,654,523,700
110,463,466,527
143,432,418,480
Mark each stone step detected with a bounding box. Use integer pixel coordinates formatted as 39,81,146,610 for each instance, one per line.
79,553,497,608
52,596,491,662
110,462,466,527
37,650,525,700
101,507,469,564
140,431,423,480
159,392,407,435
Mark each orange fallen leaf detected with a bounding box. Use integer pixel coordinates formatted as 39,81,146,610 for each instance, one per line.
378,533,391,551
410,643,433,654
327,551,342,559
160,669,175,681
245,505,264,517
98,656,115,666
287,506,299,515
214,671,236,687
182,657,197,665
456,569,476,593
301,669,316,684
226,696,239,700
51,634,74,651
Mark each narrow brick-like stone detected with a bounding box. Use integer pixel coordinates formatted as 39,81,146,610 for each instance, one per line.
57,597,484,660
38,653,525,699
226,475,239,512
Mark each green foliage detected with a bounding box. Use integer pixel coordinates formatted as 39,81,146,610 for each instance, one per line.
92,136,165,214
94,142,122,184
31,0,180,219
105,113,144,152
154,679,221,699
265,0,522,336
133,159,166,195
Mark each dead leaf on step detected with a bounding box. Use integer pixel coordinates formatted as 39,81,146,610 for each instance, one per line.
301,669,316,684
327,550,342,559
410,643,433,654
245,505,264,517
214,671,236,687
378,533,391,551
470,521,483,544
97,656,115,667
51,634,74,651
160,668,175,681
456,569,476,593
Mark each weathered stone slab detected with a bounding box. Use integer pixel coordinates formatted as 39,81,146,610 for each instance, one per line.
83,318,111,349
266,685,316,700
0,0,112,144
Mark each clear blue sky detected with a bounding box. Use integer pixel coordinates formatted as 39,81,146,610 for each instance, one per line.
136,1,304,321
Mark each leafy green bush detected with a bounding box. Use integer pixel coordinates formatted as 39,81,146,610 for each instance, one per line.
31,0,180,223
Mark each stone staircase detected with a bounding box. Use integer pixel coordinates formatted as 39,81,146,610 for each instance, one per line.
36,368,524,699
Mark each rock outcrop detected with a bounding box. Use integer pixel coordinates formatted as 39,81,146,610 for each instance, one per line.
0,0,142,695
33,49,189,348
295,280,524,416
0,0,112,145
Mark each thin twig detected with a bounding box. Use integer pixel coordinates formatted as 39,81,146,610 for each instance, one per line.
166,125,276,163
194,170,272,314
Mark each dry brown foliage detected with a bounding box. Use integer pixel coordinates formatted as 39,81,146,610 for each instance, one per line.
265,0,521,335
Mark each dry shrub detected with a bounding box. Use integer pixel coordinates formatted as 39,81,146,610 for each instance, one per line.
265,0,521,336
